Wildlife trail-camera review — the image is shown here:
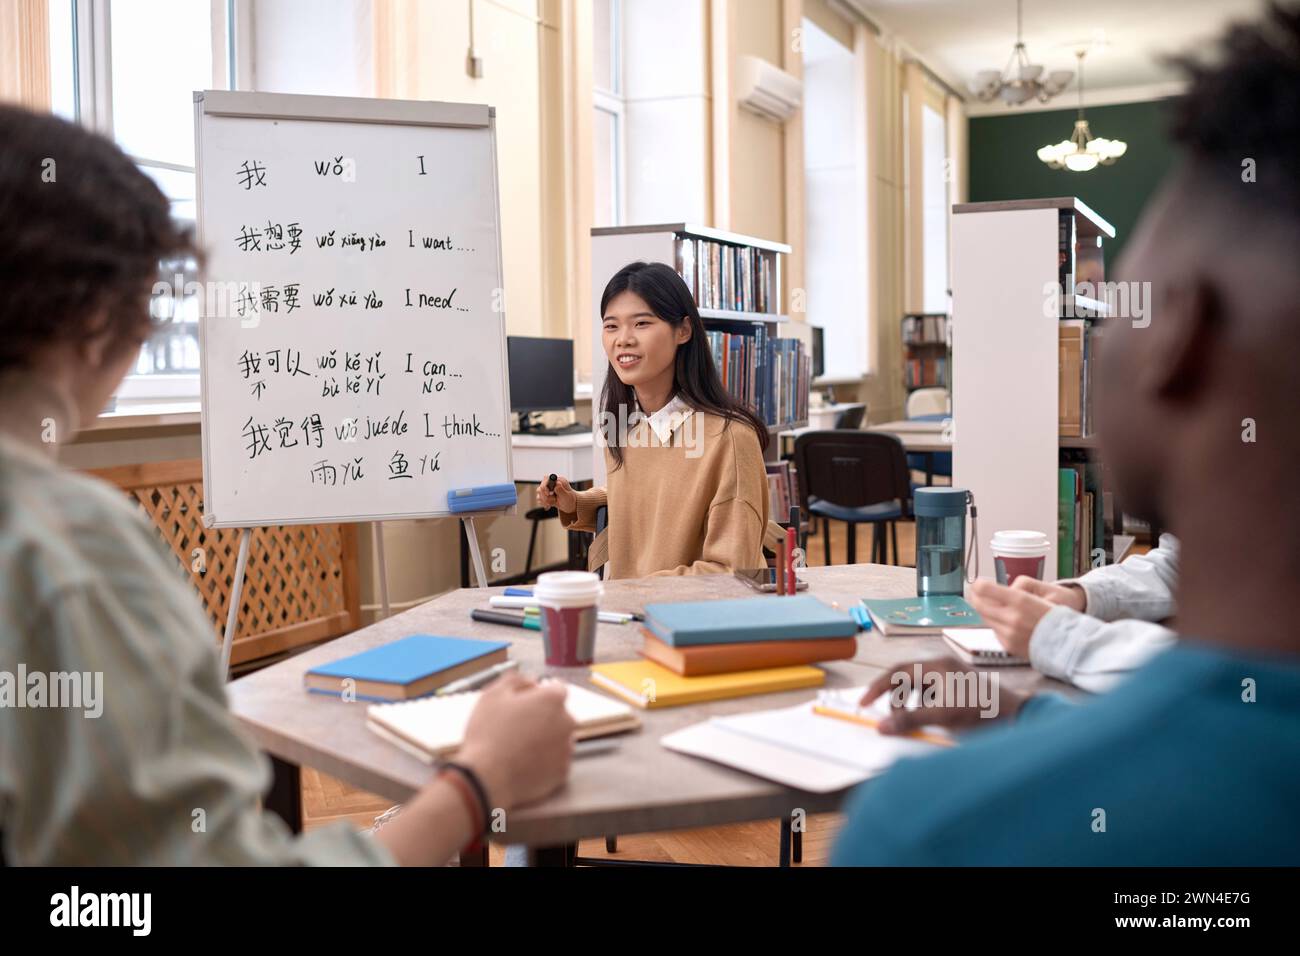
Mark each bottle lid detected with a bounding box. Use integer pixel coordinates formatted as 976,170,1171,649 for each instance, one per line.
913,487,968,517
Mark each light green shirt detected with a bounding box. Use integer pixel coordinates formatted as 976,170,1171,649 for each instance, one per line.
0,381,391,865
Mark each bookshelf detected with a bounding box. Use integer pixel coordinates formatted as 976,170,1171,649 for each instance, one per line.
951,197,1120,580
901,312,951,393
590,224,810,485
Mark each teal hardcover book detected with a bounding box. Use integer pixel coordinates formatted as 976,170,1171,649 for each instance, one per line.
642,595,858,647
860,596,983,636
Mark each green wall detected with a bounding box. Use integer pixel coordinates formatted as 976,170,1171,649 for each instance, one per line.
968,99,1180,266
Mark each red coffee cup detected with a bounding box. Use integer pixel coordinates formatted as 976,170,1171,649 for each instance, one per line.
533,571,602,667
990,530,1052,585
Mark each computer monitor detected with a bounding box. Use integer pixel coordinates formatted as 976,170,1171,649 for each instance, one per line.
811,326,825,380
507,336,574,416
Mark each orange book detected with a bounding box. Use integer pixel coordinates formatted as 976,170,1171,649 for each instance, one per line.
638,629,856,677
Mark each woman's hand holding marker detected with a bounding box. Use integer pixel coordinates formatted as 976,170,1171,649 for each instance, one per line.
536,473,577,513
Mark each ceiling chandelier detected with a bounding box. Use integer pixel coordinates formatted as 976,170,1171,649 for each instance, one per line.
968,0,1073,105
1037,50,1127,172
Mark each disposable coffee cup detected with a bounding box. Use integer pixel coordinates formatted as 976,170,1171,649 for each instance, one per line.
534,571,603,667
990,530,1051,585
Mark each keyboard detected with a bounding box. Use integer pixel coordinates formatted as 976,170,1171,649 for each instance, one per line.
515,422,590,436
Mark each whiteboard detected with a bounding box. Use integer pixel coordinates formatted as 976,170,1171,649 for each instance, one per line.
193,91,513,528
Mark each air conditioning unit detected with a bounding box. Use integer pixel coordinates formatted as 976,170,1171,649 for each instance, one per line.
736,55,802,123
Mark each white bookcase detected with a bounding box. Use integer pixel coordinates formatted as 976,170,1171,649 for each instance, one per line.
951,198,1115,580
589,223,805,485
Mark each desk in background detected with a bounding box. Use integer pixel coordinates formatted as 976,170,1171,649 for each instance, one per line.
511,430,594,484
806,402,866,431
227,562,1066,863
867,418,952,485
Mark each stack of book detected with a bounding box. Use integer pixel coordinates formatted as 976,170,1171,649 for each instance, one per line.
589,595,858,709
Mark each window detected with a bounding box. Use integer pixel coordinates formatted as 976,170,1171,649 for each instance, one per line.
921,102,949,314
592,0,624,227
801,17,867,381
47,0,235,404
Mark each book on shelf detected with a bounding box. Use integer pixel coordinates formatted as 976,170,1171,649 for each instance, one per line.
676,235,778,315
1058,210,1077,298
1059,320,1100,437
902,313,948,345
1061,449,1110,572
765,459,800,520
905,355,948,390
705,327,809,428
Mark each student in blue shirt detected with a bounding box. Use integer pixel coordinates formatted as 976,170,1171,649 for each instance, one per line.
834,3,1300,867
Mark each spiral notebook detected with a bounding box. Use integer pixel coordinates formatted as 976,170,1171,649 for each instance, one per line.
942,627,1028,666
661,688,951,793
366,681,641,763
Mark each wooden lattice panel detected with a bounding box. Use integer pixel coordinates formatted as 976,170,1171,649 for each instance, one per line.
88,460,360,665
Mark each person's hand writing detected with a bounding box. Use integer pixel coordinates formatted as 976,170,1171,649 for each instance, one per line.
969,578,1072,658
858,655,1029,733
456,672,576,810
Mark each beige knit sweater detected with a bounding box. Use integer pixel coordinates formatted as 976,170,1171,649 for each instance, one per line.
559,407,772,579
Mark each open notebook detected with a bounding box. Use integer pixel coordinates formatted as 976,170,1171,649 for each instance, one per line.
367,681,641,763
660,688,953,793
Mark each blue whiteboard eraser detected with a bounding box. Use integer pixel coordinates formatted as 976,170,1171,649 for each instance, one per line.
448,483,518,513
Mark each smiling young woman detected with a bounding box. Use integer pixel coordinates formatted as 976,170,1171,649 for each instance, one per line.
536,261,774,579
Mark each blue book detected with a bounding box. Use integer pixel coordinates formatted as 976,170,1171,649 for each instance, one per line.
642,595,857,648
859,596,983,636
304,635,509,701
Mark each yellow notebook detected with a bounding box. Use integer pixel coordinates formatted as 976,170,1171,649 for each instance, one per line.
588,659,825,709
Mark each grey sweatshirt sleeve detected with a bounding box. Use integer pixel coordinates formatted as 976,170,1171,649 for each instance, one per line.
1064,533,1180,623
1029,605,1178,694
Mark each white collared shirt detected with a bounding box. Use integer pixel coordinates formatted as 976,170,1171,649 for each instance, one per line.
638,393,694,444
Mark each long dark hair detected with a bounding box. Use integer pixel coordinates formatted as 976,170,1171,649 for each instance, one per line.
599,261,769,469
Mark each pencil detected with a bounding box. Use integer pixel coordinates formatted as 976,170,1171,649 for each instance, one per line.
811,704,956,748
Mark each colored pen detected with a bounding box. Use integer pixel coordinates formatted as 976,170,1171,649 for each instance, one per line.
491,596,637,624
520,606,634,626
437,660,520,695
547,473,557,492
470,609,539,631
574,738,621,758
786,505,799,596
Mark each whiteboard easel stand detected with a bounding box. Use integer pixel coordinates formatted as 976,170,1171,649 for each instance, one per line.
220,528,253,677
461,515,490,589
372,522,392,619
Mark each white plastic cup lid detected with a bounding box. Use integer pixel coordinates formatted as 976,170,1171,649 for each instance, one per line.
990,530,1052,557
533,571,603,608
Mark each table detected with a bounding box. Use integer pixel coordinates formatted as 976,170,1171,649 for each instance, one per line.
227,563,1064,859
510,431,594,484
867,418,952,485
806,402,866,431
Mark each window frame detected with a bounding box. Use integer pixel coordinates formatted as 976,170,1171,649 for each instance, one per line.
54,0,243,405
592,0,626,227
